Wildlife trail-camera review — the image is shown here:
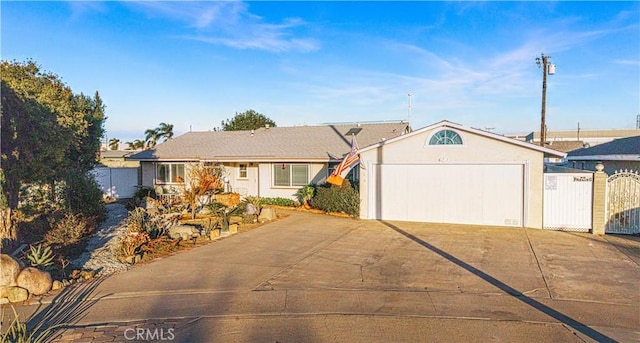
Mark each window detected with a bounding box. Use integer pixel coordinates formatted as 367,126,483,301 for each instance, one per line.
273,163,309,187
429,130,463,145
238,164,248,179
156,163,185,184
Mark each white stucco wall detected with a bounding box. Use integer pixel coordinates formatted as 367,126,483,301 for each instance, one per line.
359,127,545,228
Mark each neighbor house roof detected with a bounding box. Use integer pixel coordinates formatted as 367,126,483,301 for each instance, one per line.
128,122,410,162
544,140,587,153
359,120,567,157
567,135,640,161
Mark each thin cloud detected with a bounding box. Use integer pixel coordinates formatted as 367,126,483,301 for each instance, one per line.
130,1,319,53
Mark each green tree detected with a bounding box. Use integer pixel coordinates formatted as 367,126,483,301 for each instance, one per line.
220,110,276,131
126,139,145,150
143,122,174,148
109,138,120,150
0,60,106,246
156,122,174,141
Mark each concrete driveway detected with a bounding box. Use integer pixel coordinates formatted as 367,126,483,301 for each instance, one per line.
14,210,640,342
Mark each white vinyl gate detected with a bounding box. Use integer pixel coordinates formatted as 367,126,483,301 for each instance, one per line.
543,173,593,232
91,167,139,199
605,170,640,234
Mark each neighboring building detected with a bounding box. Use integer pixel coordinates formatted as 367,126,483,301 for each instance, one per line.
565,136,640,175
98,150,141,168
506,128,640,148
127,122,410,199
358,120,565,229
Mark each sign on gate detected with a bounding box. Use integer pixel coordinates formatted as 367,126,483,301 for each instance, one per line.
606,170,640,235
543,173,593,232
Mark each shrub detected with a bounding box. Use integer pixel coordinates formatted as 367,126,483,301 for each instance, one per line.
296,185,315,207
134,186,157,201
309,181,360,217
44,212,92,246
260,197,297,207
60,170,106,221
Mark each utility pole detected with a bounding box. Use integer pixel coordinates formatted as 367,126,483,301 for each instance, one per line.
536,53,555,147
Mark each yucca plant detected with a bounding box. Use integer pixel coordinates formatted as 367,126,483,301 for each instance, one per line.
26,244,55,270
0,305,62,343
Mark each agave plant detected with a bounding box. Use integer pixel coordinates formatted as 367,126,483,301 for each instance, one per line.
26,244,55,270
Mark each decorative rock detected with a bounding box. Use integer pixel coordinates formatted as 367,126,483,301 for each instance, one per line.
0,254,21,287
168,225,201,240
209,228,221,240
0,285,9,298
16,267,52,296
7,286,29,303
79,270,96,280
229,216,243,225
52,280,64,291
258,207,277,222
229,224,238,234
62,279,70,287
0,297,9,305
245,203,257,216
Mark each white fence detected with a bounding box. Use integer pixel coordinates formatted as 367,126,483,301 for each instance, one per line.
543,173,593,232
92,167,139,199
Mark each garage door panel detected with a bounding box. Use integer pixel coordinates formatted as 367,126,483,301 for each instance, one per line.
482,165,523,226
405,165,443,223
375,164,523,227
379,165,408,221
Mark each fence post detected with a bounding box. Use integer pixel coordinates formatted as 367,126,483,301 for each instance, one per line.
591,163,607,235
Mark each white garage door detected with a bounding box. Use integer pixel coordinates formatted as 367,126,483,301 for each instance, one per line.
370,164,524,227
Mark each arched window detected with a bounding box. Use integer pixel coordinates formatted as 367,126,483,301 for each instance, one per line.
429,130,463,145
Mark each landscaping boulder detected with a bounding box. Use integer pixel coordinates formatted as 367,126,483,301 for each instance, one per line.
52,280,64,291
0,285,9,298
229,224,238,234
229,216,243,225
16,267,52,296
258,207,277,222
168,225,201,240
7,286,29,303
0,254,20,287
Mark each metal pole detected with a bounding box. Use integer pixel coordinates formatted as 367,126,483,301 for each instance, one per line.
540,55,547,147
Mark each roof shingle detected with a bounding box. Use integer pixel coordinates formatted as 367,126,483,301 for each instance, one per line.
128,122,409,162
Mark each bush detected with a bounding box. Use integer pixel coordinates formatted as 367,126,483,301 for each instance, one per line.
60,170,106,221
309,181,360,217
44,212,92,246
260,197,298,207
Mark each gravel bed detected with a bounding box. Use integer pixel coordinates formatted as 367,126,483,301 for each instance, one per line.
72,203,130,277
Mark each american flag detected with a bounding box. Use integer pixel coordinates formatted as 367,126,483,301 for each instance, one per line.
327,137,360,186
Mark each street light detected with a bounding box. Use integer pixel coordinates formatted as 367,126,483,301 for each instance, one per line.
536,53,555,147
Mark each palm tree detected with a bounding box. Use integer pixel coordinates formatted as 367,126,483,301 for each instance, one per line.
157,122,174,142
126,139,145,150
108,138,120,150
144,128,160,148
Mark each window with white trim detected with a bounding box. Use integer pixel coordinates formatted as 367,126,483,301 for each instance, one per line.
429,129,463,145
273,163,309,187
156,163,185,184
238,163,248,179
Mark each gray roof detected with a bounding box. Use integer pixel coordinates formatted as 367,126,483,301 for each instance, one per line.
567,135,640,160
544,140,587,153
128,122,410,162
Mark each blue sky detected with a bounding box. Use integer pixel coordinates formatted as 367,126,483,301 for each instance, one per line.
3,1,639,143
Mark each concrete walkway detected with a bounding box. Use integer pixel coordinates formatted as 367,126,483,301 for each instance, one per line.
11,211,640,342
